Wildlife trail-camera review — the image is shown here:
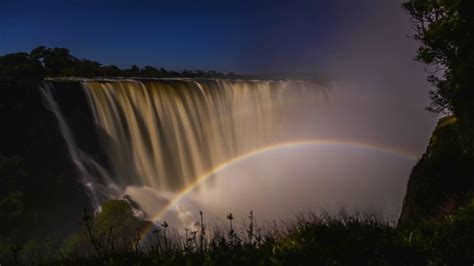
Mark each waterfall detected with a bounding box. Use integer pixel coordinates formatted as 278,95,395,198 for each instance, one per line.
43,78,324,208
40,83,118,210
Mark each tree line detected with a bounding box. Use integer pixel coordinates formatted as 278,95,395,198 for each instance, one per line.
1,46,238,80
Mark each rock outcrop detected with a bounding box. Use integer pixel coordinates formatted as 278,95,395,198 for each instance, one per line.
399,116,474,225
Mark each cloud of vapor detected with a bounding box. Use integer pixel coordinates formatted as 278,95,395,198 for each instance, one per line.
177,0,438,222
125,1,440,228
318,0,437,153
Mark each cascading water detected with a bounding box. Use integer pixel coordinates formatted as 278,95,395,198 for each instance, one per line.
42,78,325,219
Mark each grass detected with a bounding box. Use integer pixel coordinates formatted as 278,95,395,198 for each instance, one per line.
1,200,473,265
0,197,474,265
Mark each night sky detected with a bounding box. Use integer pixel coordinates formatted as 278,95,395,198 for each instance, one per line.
1,0,434,151
1,0,410,74
0,0,439,219
1,0,435,147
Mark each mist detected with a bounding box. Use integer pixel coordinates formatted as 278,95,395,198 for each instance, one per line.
136,0,439,228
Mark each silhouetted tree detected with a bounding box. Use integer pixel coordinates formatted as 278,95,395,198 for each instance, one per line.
141,66,159,77
126,65,141,77
30,47,77,76
403,0,474,146
0,52,43,110
101,65,122,77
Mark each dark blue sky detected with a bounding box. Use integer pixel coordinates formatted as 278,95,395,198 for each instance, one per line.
0,0,393,73
0,0,439,205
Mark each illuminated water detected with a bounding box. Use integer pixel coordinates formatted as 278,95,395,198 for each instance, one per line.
42,78,324,210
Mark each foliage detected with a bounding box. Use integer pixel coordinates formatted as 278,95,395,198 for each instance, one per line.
0,52,44,111
400,200,474,265
2,7,474,260
0,46,237,80
0,52,44,85
402,0,474,144
271,212,423,265
400,4,474,263
63,200,152,257
2,206,473,265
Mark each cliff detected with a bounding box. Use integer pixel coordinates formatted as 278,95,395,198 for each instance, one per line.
399,116,474,225
0,54,102,243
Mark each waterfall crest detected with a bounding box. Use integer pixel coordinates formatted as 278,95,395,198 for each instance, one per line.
43,78,325,207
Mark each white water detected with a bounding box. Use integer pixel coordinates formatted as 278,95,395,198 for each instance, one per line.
43,79,325,212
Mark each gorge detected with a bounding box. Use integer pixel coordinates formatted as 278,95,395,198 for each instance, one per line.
39,78,422,232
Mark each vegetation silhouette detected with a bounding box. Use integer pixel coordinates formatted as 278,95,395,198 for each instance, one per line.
27,46,239,79
1,0,474,264
399,0,474,231
2,202,474,265
402,0,474,144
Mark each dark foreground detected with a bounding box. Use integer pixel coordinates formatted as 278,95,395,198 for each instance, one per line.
1,199,474,265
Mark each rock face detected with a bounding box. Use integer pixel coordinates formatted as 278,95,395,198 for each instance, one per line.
399,116,474,225
0,79,98,242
